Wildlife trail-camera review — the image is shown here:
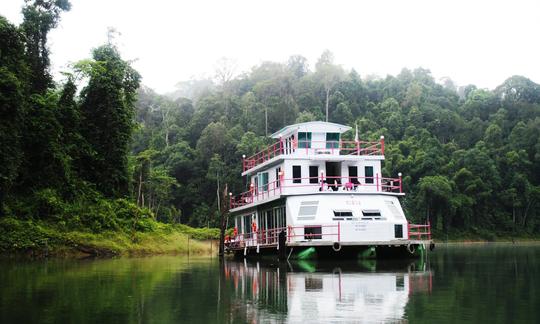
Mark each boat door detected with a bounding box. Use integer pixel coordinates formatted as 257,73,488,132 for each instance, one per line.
325,162,341,191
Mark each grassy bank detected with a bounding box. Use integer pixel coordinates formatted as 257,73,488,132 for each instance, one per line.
0,217,220,258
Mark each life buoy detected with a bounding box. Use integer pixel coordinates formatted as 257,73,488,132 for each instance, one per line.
332,242,342,252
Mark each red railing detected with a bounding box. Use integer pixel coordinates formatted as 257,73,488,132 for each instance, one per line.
243,138,385,172
224,224,341,249
229,174,403,210
408,222,431,240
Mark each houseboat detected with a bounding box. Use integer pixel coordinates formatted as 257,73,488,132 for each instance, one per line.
225,121,432,259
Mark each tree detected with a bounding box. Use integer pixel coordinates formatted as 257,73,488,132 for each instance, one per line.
20,0,71,93
78,44,141,198
416,175,454,231
0,16,28,215
315,50,345,122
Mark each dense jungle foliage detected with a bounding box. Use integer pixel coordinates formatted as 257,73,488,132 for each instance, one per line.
1,1,539,249
133,55,540,237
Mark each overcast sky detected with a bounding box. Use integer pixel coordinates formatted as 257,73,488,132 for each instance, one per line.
1,0,539,93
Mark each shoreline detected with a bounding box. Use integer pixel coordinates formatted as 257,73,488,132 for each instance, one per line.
0,217,220,259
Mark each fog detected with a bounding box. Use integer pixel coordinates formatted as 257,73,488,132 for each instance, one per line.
1,0,539,93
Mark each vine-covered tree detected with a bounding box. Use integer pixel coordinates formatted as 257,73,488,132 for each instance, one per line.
78,44,141,198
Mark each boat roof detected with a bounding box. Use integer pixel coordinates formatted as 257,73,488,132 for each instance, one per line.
270,121,352,139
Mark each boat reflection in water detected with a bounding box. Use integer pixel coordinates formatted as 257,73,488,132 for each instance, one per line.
222,259,432,323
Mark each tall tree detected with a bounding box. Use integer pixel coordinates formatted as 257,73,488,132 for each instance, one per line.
315,50,345,122
0,16,28,216
20,0,71,93
78,44,141,198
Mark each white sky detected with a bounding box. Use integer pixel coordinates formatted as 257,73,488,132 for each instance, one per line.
1,0,539,93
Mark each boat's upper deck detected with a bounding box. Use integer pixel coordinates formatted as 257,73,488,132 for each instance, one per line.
243,121,384,175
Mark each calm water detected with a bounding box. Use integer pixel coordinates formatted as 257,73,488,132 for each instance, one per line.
1,243,539,323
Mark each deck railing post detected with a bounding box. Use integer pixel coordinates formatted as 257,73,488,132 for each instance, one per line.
376,173,380,192
287,225,291,243
338,222,341,242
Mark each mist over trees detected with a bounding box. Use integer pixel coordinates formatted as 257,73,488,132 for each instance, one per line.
134,56,540,236
0,1,539,239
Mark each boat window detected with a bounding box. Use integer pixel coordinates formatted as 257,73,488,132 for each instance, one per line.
258,172,269,191
293,165,301,183
298,201,318,220
361,210,385,221
304,226,322,240
309,165,319,183
334,211,353,217
275,167,281,188
298,132,312,148
362,210,381,217
326,132,340,149
243,214,253,238
274,206,286,228
299,206,317,216
348,166,359,184
365,166,374,184
395,224,403,238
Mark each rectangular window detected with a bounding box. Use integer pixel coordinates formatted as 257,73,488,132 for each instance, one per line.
258,172,268,191
362,210,381,217
293,165,301,183
326,132,340,149
394,224,403,238
275,167,281,188
334,211,353,217
298,132,312,148
365,166,374,184
309,166,319,183
304,226,322,240
361,210,385,221
348,166,359,184
243,215,252,238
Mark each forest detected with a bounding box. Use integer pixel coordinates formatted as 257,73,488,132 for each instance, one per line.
134,56,540,238
1,1,539,254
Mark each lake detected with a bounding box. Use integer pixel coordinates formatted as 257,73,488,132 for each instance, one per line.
1,243,539,323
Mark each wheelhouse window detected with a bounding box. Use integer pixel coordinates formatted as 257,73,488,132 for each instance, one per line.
298,132,312,148
293,165,301,183
309,166,319,184
365,166,374,184
326,132,340,149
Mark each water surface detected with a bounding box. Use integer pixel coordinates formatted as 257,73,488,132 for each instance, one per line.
1,243,538,323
